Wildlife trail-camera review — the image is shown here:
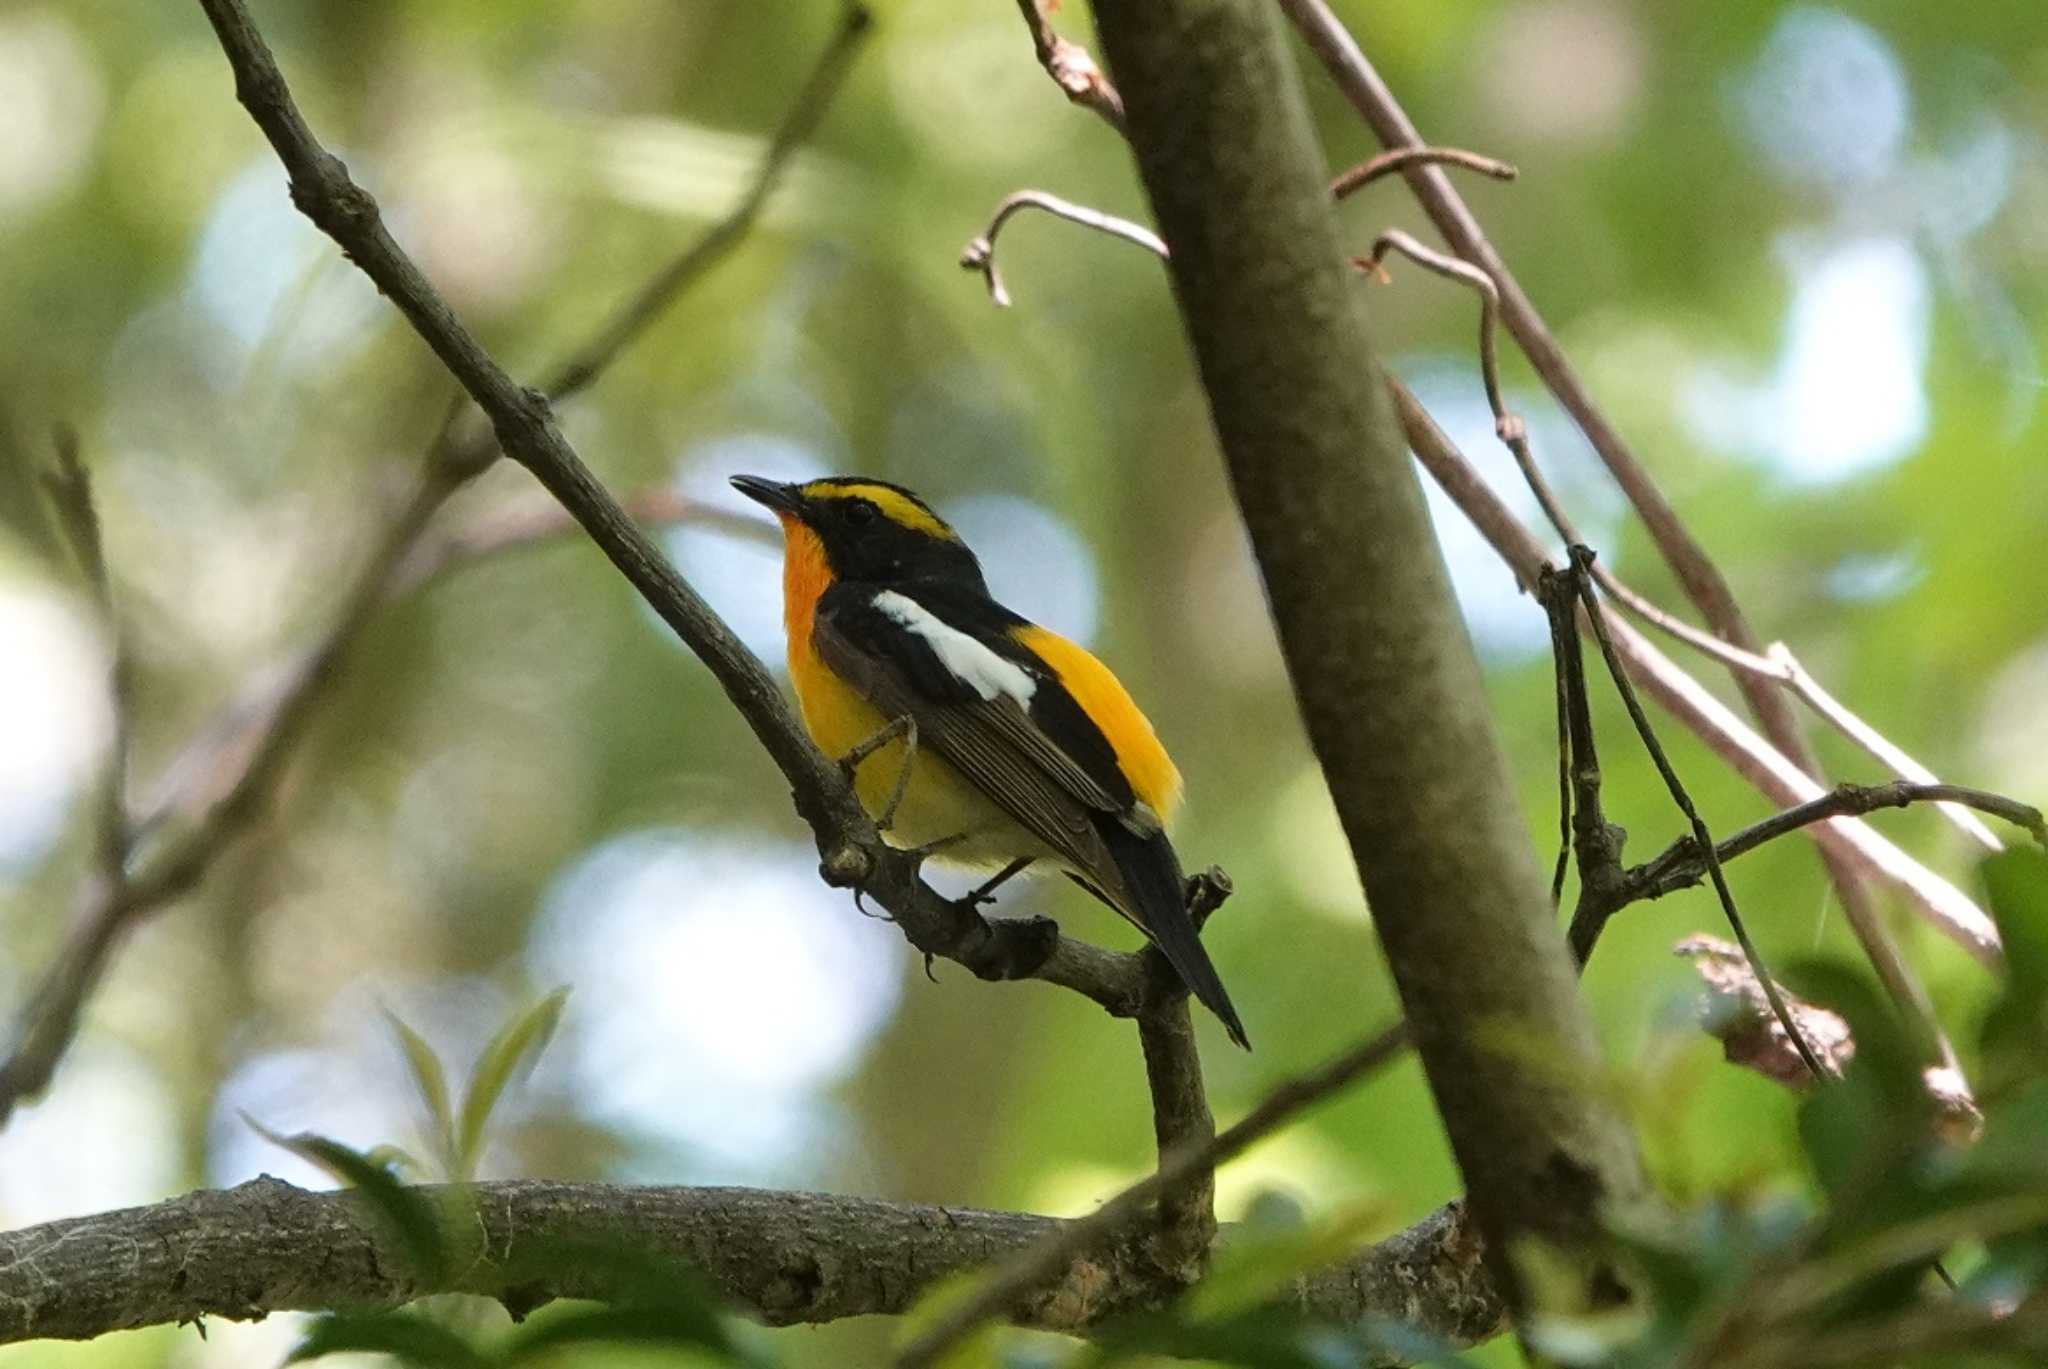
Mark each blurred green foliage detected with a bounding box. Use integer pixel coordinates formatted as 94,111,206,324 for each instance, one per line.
1,0,2045,1366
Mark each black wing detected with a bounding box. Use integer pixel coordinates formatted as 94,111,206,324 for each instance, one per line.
813,581,1132,869
815,579,1248,1048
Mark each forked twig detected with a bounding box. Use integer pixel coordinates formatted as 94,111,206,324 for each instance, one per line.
962,191,1166,307
1562,547,1827,1080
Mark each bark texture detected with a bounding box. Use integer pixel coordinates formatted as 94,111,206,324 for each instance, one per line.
1086,0,1647,1305
0,1178,1500,1353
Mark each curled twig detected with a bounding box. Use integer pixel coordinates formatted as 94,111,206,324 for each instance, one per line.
962,191,1165,307
1330,145,1517,201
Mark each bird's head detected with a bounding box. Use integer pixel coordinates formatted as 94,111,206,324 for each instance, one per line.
731,474,985,587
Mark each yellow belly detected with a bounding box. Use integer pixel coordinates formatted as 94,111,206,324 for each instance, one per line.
792,646,1052,872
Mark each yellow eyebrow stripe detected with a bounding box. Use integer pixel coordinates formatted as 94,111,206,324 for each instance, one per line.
802,482,957,540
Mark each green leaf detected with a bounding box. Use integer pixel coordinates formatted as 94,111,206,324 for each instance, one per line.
1787,960,1923,1199
244,1114,447,1280
494,1236,761,1365
1982,849,2048,1071
1187,1196,1392,1320
1090,1304,1477,1368
1986,848,2048,996
385,1008,456,1171
288,1312,491,1369
503,1304,755,1366
456,988,569,1181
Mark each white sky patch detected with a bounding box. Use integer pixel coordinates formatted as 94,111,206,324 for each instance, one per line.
188,158,383,368
0,579,112,873
873,590,1037,704
1396,357,1621,665
0,1043,177,1227
529,830,901,1181
1686,237,1930,486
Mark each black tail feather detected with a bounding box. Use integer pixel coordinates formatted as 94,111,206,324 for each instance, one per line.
1086,824,1250,1050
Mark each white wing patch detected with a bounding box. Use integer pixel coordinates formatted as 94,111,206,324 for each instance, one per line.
872,590,1038,705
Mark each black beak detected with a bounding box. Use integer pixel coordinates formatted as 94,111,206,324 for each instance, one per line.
730,474,802,515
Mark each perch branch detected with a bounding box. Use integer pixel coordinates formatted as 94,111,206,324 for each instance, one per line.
0,1175,1496,1353
193,0,1238,1312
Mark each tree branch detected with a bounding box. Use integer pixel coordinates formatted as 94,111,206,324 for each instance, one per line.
0,1176,1495,1351
1083,0,1645,1319
1386,385,2003,967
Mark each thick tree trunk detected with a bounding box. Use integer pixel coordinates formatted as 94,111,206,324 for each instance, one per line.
1086,0,1648,1311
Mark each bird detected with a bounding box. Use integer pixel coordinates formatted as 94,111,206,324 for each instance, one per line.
731,473,1249,1049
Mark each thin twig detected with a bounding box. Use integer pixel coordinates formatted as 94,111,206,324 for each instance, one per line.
1543,572,1576,909
1362,227,1985,1094
962,191,1165,307
1767,644,2007,854
1011,0,1127,134
1329,146,1517,201
1635,781,2045,901
1564,547,1827,1080
893,1018,1413,1369
40,427,130,884
1537,566,1629,951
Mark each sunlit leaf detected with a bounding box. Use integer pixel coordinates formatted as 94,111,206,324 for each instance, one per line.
385,1007,456,1170
288,1312,491,1369
244,1114,447,1280
1188,1196,1392,1320
893,1272,1002,1369
456,987,568,1180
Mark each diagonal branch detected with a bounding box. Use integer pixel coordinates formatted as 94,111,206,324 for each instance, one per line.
0,8,872,1131
191,0,1241,1305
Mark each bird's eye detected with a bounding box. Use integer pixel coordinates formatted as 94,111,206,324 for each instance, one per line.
843,501,878,527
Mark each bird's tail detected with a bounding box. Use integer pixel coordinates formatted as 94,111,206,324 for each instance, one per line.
1099,825,1250,1050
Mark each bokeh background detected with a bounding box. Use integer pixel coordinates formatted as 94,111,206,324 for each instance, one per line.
3,0,2046,1364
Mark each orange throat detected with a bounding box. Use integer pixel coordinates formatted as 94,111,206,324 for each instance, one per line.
777,516,831,666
